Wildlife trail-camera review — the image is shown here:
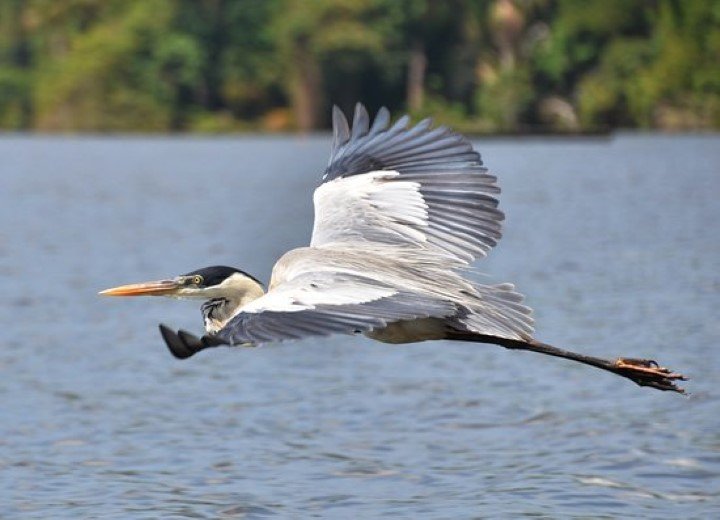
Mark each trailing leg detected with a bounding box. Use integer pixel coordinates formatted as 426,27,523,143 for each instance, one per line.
447,331,687,393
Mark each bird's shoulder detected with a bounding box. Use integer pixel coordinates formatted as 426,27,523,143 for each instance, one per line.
269,245,397,289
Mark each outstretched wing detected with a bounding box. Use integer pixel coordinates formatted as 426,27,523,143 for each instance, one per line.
311,103,503,264
213,271,456,346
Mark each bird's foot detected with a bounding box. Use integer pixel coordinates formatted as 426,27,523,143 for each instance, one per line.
613,357,687,393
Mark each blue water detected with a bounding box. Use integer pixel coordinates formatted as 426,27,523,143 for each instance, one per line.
1,134,718,518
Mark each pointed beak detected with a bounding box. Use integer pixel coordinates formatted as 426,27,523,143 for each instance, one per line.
98,279,181,297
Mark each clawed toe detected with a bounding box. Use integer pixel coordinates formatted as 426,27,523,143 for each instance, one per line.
616,357,659,368
613,357,687,393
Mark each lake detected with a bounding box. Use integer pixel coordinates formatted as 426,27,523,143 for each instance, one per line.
1,133,718,518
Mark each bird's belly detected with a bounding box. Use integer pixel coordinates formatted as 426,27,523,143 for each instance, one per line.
365,318,447,344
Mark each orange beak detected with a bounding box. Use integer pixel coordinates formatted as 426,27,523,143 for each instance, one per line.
98,279,181,297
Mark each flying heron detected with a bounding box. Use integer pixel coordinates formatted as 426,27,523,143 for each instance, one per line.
100,103,686,393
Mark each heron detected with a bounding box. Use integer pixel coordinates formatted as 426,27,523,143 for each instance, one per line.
100,103,686,393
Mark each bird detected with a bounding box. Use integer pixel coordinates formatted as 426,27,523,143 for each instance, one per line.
100,103,686,393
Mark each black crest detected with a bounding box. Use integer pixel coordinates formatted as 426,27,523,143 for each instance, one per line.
182,266,263,288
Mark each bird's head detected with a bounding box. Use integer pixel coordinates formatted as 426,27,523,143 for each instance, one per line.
99,265,264,302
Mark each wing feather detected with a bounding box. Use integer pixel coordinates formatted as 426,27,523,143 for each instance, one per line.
314,104,502,264
350,103,370,139
214,272,456,345
330,106,350,158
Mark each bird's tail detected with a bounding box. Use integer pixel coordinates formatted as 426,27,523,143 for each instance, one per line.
451,282,535,341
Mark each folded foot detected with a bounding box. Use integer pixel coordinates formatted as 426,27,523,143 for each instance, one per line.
613,357,687,393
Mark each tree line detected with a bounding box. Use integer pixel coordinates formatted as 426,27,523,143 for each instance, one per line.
1,0,718,133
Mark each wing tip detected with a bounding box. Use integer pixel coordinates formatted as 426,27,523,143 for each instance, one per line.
331,105,350,153
324,102,487,194
352,103,370,139
158,323,208,360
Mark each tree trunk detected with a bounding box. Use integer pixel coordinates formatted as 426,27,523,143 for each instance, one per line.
291,38,322,132
407,41,427,112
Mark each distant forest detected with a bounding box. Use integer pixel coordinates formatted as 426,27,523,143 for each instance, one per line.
1,0,718,132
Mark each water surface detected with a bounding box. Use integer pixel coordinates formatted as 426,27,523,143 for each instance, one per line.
1,134,719,518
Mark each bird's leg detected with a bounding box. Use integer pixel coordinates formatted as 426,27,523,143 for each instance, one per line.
518,340,687,393
515,339,687,393
450,332,687,393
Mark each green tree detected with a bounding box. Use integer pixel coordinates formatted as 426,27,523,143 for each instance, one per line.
0,0,33,128
0,0,718,132
269,0,408,130
32,0,184,130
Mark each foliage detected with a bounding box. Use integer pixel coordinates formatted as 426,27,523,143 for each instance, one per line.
0,0,718,132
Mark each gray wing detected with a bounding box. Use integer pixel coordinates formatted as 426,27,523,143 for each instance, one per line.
311,103,503,264
213,271,456,345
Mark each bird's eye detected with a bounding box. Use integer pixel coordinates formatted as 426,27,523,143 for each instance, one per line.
193,275,203,285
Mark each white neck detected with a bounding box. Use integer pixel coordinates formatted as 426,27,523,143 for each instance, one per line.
199,273,265,333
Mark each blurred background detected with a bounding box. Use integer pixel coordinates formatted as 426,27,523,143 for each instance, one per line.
1,0,719,134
